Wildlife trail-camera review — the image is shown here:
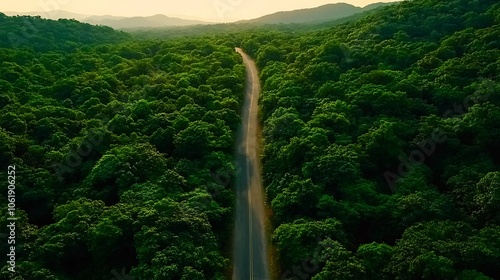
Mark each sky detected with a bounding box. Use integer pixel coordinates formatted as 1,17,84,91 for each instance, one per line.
0,0,400,22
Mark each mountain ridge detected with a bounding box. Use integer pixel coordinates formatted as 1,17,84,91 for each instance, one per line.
83,14,208,29
239,2,397,24
3,10,209,28
2,2,398,29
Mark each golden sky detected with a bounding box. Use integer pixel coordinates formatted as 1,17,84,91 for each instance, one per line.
1,0,399,21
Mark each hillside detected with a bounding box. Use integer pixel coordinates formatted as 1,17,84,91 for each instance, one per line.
0,13,130,51
242,2,396,24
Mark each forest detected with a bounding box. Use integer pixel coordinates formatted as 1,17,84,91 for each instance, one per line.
242,0,500,279
0,13,245,280
0,0,499,279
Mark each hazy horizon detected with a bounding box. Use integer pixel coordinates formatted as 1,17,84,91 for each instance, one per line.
1,0,399,22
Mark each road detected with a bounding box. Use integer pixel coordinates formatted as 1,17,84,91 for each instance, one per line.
232,48,270,280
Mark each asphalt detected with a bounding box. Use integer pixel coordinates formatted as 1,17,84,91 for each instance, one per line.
232,48,270,280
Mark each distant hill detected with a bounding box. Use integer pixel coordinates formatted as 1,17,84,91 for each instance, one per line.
2,3,397,29
84,14,209,29
240,2,396,24
3,10,89,21
83,15,127,21
3,10,209,29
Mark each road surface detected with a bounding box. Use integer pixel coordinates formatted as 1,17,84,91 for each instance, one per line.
232,48,270,280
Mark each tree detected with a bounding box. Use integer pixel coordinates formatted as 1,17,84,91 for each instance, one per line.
473,172,500,225
0,129,15,169
264,107,306,143
357,120,407,171
133,198,227,280
303,62,341,82
308,100,357,137
312,239,366,280
0,112,27,134
271,177,323,223
385,220,498,279
357,242,393,279
33,199,106,276
84,144,168,202
273,218,348,266
303,144,361,190
347,84,410,117
256,45,285,68
174,120,213,159
150,127,175,154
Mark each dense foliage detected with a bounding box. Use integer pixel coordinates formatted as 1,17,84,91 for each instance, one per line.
242,0,500,279
0,14,245,280
1,0,500,278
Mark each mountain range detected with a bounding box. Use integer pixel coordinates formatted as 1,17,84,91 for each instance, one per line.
83,14,208,29
2,10,209,28
3,2,397,29
241,2,395,24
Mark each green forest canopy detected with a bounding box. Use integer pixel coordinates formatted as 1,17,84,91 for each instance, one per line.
0,0,499,279
246,0,500,279
0,12,245,280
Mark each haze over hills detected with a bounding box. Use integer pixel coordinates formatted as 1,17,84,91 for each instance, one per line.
3,10,90,21
3,10,209,28
240,2,396,24
3,2,397,29
83,14,208,29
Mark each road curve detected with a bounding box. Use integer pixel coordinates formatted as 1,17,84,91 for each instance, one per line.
232,48,270,280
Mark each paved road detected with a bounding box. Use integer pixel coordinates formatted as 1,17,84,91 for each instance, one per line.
232,48,270,280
